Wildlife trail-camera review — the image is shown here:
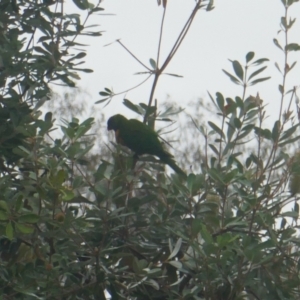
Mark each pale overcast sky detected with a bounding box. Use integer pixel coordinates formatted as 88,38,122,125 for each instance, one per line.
65,0,300,125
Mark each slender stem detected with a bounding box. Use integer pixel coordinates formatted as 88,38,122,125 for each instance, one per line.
228,64,249,158
221,186,228,228
156,7,167,67
54,0,64,47
278,5,289,121
145,0,202,121
117,40,151,71
160,2,200,72
255,104,263,182
65,0,102,53
205,131,208,170
144,74,159,123
106,74,152,100
219,114,225,164
264,5,290,187
165,1,200,68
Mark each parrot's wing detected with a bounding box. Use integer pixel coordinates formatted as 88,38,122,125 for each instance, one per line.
118,118,186,176
119,119,167,157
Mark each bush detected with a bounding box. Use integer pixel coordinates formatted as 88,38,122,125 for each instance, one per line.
1,0,300,299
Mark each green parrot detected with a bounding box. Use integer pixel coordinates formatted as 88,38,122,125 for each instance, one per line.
107,114,186,176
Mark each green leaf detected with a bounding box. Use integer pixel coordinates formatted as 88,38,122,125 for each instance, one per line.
74,120,93,140
217,233,232,248
235,96,244,109
216,92,224,111
123,99,143,115
249,77,271,85
248,66,267,81
288,61,297,72
275,62,282,73
6,222,14,240
279,84,284,94
34,46,50,55
208,121,225,139
208,91,216,106
208,168,225,185
44,112,52,123
49,169,66,188
281,211,299,218
224,168,238,184
164,73,183,78
72,0,89,10
15,196,23,212
226,115,236,140
279,135,300,146
281,218,287,228
252,58,269,65
250,154,263,168
91,7,105,13
0,210,8,221
72,68,93,73
286,43,300,51
187,173,196,194
67,52,86,62
149,58,157,69
95,98,109,104
15,223,34,234
254,127,272,140
272,120,281,142
206,0,215,11
191,219,202,236
246,156,252,168
273,38,283,50
200,224,213,243
234,118,242,129
281,17,287,29
209,144,219,156
232,60,244,81
61,188,75,201
0,200,8,211
246,51,255,63
236,125,254,141
227,153,243,171
167,260,182,270
139,103,156,116
18,214,39,224
222,69,241,85
224,98,236,114
168,238,182,259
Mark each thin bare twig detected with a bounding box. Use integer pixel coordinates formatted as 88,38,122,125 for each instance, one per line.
116,40,151,71
144,0,203,122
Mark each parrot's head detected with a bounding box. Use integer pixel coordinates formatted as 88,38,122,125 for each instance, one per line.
107,114,128,131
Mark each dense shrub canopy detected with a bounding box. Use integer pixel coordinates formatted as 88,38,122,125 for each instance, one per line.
1,0,300,299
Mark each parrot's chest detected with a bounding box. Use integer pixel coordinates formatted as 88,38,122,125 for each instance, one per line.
115,129,137,152
114,129,126,146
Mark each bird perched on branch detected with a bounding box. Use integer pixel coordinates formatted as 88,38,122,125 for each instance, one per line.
107,114,186,177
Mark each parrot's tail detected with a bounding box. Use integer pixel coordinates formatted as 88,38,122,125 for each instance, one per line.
163,156,186,177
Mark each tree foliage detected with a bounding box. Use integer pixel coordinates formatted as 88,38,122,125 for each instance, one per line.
1,0,300,300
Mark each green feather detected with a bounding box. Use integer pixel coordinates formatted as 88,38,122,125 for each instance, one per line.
107,114,186,176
